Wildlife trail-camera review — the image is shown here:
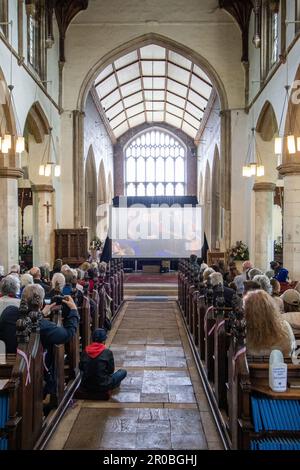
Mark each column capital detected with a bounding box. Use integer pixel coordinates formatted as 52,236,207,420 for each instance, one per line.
0,168,23,179
253,182,276,192
277,163,300,176
31,184,55,193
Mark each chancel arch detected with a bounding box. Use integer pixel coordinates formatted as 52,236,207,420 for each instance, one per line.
85,146,97,241
75,34,230,237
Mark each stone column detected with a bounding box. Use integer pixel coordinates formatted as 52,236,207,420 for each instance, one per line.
73,110,85,228
278,163,300,280
253,182,276,271
0,168,23,273
32,184,55,267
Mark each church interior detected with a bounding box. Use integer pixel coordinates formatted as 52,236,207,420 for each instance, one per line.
0,0,300,453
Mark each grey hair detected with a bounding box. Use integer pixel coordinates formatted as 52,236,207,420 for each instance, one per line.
10,264,20,274
252,274,272,294
203,267,215,282
0,275,19,296
209,272,224,287
21,273,34,287
248,268,263,280
22,284,45,307
51,272,66,291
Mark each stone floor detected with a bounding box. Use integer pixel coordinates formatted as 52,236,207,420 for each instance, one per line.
46,300,223,450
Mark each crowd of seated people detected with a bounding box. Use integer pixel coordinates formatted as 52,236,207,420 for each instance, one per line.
190,256,299,358
0,258,113,398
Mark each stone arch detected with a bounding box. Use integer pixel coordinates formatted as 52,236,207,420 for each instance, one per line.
255,100,279,184
74,34,231,247
0,67,17,137
85,146,97,240
282,64,300,164
77,33,228,112
204,161,211,248
211,146,221,250
256,100,278,142
23,101,50,144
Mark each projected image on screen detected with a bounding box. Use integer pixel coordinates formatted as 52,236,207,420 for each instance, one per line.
110,207,202,258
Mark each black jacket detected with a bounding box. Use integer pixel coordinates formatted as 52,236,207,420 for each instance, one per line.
213,285,235,308
0,305,79,353
80,346,115,392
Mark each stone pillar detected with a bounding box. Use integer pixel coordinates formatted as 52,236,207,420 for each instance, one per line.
0,169,23,273
253,182,276,271
278,163,300,280
73,110,85,228
32,185,55,267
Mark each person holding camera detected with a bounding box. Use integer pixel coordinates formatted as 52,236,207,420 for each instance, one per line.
0,284,79,353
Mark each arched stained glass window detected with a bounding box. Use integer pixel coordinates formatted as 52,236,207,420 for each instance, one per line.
125,128,186,196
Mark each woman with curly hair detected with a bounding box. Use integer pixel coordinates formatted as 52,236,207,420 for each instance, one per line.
244,290,295,357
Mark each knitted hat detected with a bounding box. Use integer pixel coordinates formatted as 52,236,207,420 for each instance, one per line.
281,289,300,306
92,328,107,343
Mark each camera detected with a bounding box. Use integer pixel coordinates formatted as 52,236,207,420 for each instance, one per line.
53,295,64,306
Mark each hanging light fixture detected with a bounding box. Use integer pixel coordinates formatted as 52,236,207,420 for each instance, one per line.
242,128,265,178
38,127,61,178
274,70,300,159
0,22,25,158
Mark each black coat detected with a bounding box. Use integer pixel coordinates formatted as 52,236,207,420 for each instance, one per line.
0,305,79,353
80,348,115,392
213,285,235,308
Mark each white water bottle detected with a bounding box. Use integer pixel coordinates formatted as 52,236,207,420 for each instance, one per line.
269,350,287,392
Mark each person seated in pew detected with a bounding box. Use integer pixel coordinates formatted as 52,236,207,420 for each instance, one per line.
243,280,261,296
50,258,63,280
0,276,21,317
0,284,79,354
203,267,215,284
248,267,263,280
29,267,50,294
80,328,127,395
47,272,66,301
244,290,296,357
270,278,284,313
252,274,272,295
281,289,300,336
209,272,235,308
233,260,253,295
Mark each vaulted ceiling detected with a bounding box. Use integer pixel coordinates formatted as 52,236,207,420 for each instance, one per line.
94,44,213,139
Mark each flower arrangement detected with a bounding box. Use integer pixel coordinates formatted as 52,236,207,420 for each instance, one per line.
19,237,33,256
274,240,283,254
229,240,249,261
89,237,102,251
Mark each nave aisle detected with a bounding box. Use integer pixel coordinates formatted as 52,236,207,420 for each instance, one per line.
46,300,222,450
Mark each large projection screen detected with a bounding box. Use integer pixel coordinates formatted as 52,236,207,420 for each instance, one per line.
110,206,202,259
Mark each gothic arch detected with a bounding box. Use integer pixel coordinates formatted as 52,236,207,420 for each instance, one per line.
0,67,17,153
85,146,97,239
23,102,50,144
211,146,221,249
282,64,300,163
256,101,278,142
77,33,228,112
